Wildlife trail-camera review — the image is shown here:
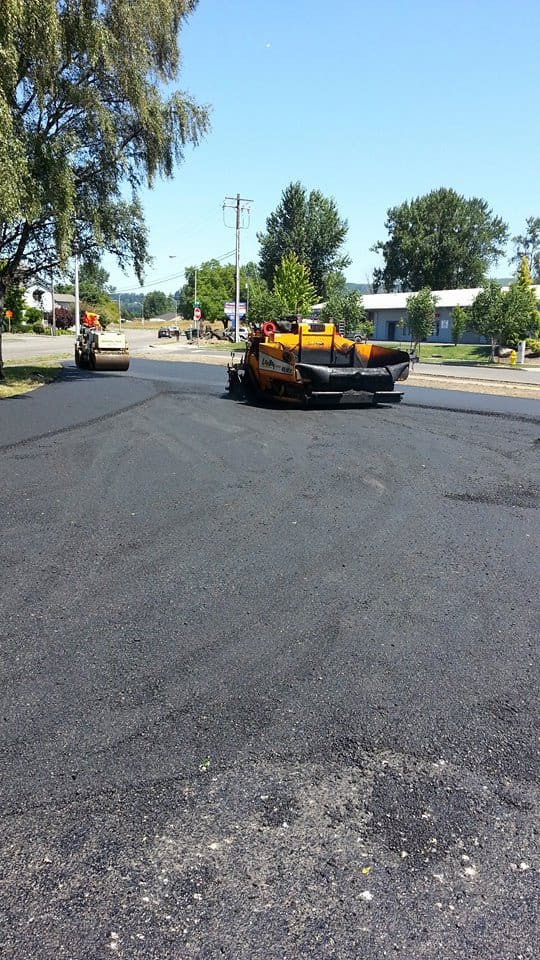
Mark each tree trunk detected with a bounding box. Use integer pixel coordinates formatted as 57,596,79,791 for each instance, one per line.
0,285,5,380
490,336,496,362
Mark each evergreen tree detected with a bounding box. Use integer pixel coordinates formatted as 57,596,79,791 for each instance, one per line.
500,257,540,347
258,182,350,298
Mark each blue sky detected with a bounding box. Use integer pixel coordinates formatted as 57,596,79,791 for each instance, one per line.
106,0,540,294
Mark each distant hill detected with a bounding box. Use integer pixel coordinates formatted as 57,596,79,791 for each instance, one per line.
345,282,372,294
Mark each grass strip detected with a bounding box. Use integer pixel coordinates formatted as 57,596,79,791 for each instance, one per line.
0,361,63,399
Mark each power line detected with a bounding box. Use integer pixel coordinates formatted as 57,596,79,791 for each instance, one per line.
116,249,236,295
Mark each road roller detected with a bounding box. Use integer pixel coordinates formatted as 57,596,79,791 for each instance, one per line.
227,318,409,407
75,312,130,372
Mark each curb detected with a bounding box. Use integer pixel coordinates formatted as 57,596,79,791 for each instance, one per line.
410,369,540,387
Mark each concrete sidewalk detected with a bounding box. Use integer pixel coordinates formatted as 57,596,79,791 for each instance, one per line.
412,360,540,385
2,333,73,360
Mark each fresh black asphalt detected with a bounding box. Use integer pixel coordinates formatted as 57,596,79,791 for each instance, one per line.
1,360,539,959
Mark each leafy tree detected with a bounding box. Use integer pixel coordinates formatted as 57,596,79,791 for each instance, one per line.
372,188,508,292
272,253,316,316
323,272,348,299
320,291,368,336
258,182,350,298
451,305,468,346
79,263,113,297
143,290,175,319
2,286,26,327
512,217,540,280
118,293,144,318
406,288,438,349
245,275,280,327
177,261,262,324
0,0,209,378
178,261,234,323
470,281,504,359
500,258,540,347
4,287,26,324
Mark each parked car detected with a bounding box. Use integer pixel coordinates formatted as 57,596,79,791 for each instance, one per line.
226,325,249,342
168,324,180,335
158,327,172,339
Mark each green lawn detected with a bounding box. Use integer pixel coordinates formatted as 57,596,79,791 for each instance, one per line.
202,340,246,352
207,338,494,364
374,341,493,364
0,360,63,398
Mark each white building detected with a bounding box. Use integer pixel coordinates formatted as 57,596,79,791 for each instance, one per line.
24,284,75,319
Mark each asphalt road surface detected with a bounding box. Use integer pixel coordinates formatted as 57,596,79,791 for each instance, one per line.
1,361,539,959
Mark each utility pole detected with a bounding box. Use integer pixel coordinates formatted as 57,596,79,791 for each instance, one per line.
74,252,80,336
117,293,121,328
223,193,252,343
51,271,56,337
194,268,198,343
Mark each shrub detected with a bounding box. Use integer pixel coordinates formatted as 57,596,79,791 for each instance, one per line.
25,306,43,325
525,338,540,357
32,321,44,334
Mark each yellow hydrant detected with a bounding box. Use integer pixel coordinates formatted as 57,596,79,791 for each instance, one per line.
509,350,517,366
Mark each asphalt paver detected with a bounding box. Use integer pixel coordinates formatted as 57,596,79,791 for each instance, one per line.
1,362,539,959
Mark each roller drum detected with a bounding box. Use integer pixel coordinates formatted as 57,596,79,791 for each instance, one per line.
91,351,130,372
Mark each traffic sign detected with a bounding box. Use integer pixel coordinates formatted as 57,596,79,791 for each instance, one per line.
193,307,201,321
223,302,246,321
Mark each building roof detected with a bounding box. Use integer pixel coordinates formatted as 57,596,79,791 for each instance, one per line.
313,285,540,314
362,285,540,311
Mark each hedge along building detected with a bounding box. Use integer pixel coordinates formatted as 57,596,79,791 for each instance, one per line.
342,286,540,344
